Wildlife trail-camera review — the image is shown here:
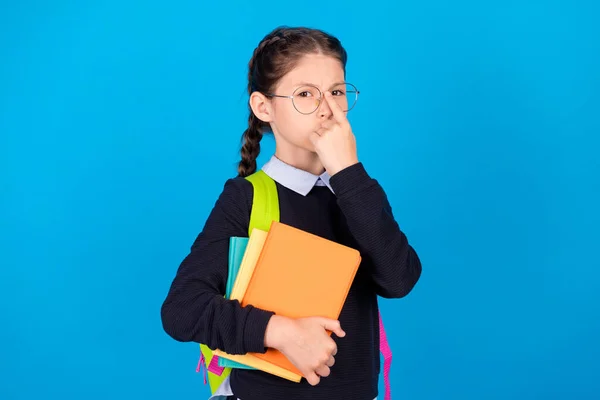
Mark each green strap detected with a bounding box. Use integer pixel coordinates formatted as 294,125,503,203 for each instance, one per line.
245,169,280,235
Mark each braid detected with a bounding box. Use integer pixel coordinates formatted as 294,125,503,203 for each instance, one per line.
239,32,285,177
237,112,263,177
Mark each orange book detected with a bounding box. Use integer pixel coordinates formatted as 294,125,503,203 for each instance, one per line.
223,221,361,377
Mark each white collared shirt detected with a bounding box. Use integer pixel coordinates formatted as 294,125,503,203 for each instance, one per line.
261,155,334,195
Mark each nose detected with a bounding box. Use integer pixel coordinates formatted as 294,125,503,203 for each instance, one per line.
317,93,333,119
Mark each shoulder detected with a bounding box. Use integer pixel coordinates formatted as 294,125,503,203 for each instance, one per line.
220,175,253,197
214,175,254,214
192,176,254,245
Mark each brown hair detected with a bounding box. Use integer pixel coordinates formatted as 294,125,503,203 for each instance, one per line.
237,26,348,177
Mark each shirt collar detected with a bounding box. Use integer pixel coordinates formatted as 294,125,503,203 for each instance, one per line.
261,155,334,196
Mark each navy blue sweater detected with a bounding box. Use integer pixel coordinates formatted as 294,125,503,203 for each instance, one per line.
161,162,421,400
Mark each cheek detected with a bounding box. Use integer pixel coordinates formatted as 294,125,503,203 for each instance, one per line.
278,109,315,137
272,103,319,150
293,115,319,146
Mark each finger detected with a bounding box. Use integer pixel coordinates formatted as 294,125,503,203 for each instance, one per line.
319,120,336,130
326,340,337,357
326,355,335,367
305,371,320,386
315,127,327,136
324,92,347,124
309,130,321,145
317,318,346,338
315,364,331,377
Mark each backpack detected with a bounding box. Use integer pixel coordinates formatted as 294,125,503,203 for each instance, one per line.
197,170,393,400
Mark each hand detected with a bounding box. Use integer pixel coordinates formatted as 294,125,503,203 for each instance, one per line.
264,315,345,386
309,92,359,176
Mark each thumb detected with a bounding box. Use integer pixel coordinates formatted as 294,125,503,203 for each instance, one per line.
309,131,321,147
316,317,345,337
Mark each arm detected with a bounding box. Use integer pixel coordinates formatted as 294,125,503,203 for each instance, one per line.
329,162,422,298
160,178,274,354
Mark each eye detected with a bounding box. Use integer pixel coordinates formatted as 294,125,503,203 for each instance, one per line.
297,91,313,98
331,89,345,96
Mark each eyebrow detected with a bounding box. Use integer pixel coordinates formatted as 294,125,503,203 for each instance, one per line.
295,81,346,89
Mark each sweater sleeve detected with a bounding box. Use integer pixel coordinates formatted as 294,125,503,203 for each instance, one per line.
329,163,422,298
160,177,274,354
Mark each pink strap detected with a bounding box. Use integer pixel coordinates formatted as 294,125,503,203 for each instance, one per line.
208,354,225,376
379,311,392,400
197,352,226,383
197,353,207,384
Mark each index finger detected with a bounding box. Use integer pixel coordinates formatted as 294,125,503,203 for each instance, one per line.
324,92,348,124
319,317,345,337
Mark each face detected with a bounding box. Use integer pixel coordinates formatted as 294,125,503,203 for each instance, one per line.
250,53,346,155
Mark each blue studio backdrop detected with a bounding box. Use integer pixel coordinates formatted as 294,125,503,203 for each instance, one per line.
1,1,599,399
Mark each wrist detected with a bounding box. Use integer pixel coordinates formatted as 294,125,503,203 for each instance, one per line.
264,315,291,350
328,159,359,176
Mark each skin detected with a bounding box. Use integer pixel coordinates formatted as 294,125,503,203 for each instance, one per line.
249,53,359,386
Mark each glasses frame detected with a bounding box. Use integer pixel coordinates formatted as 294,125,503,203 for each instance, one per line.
264,82,360,115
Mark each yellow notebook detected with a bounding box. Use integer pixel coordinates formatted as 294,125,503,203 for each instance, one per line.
213,228,302,382
229,228,268,301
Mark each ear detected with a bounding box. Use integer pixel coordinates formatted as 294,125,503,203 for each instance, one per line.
249,91,274,123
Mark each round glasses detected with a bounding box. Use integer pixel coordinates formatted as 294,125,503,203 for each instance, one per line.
266,82,359,115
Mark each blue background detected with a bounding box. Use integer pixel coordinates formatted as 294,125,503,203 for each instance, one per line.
1,1,599,399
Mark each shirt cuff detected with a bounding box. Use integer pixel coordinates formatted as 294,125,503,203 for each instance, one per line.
243,307,275,354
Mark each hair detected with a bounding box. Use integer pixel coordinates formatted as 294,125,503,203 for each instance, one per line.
237,26,348,177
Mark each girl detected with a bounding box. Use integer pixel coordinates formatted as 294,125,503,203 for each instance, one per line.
161,26,422,400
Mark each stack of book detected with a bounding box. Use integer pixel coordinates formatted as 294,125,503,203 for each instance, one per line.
213,220,362,381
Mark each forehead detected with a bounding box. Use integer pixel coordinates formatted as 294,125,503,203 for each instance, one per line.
277,53,345,90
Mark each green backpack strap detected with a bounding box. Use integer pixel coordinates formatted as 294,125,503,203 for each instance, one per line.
245,169,280,235
198,169,279,395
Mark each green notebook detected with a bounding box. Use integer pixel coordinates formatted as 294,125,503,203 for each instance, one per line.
218,236,256,370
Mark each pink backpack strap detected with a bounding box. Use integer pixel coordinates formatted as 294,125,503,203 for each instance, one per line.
379,311,392,400
208,355,225,376
196,351,225,386
197,353,207,384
